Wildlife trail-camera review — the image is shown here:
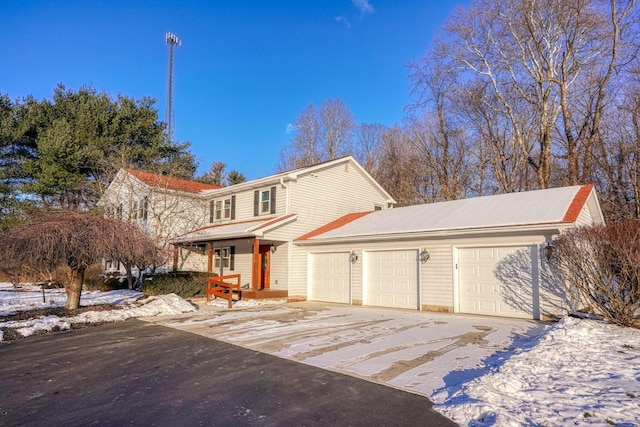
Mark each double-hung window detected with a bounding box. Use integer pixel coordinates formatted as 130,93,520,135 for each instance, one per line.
209,196,235,223
213,246,235,273
253,187,276,216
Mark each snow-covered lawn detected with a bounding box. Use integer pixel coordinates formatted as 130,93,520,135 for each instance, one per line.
1,283,639,426
0,283,197,341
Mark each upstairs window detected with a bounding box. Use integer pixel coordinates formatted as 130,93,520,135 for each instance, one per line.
254,187,276,216
209,196,235,223
261,190,270,213
131,197,148,221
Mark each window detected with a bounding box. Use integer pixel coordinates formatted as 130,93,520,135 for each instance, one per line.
213,246,235,273
210,196,235,223
261,190,270,213
254,187,276,216
131,201,139,220
224,198,231,219
131,198,148,221
215,200,222,220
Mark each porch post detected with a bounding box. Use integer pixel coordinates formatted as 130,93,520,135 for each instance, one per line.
172,245,178,272
207,242,213,273
252,238,260,291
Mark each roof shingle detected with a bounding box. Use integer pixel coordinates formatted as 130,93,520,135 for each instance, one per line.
127,169,222,193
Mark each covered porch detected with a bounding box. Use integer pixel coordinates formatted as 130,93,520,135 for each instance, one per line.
170,217,295,302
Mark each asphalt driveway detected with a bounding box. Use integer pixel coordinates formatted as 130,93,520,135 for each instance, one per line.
0,319,454,426
146,301,547,401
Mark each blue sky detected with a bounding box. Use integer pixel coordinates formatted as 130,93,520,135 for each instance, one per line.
2,0,469,179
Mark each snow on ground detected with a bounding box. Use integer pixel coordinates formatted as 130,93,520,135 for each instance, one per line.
437,316,640,426
2,283,640,426
0,283,196,341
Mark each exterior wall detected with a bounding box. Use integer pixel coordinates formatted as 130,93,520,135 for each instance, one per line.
278,163,392,298
204,184,287,227
297,230,571,318
101,171,209,273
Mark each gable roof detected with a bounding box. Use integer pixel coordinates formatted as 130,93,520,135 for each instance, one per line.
297,185,602,242
200,156,396,204
126,169,223,194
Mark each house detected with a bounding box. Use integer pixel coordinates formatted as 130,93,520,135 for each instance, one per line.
100,168,223,271
295,184,604,320
103,159,603,320
101,157,396,299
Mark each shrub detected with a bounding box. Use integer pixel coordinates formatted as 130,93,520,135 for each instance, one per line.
83,263,105,291
140,271,216,299
100,274,129,292
549,221,640,328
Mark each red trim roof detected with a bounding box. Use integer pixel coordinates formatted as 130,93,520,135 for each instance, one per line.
252,214,297,231
127,169,222,193
562,184,593,222
296,211,373,241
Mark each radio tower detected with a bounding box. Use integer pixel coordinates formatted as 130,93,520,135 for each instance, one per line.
165,32,181,142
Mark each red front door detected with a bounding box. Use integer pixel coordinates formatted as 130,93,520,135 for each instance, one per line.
258,245,271,289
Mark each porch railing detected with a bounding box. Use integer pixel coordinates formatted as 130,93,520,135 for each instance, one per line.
205,274,241,309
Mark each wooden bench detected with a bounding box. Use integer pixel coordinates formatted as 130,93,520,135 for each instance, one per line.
205,275,241,309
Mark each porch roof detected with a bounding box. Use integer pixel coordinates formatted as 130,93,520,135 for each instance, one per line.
172,214,297,244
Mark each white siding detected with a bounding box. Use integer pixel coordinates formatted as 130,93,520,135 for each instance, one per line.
296,232,573,318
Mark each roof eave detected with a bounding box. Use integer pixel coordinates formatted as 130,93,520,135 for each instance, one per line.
295,221,574,246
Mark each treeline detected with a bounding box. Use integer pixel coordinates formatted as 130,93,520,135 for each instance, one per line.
0,84,196,228
279,0,640,221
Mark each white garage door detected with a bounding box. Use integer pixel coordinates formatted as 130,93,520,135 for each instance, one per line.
458,246,535,319
365,250,419,310
309,252,350,304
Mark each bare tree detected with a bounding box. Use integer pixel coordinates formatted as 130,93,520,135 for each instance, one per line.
416,0,639,190
352,123,386,173
278,98,356,171
0,213,158,309
373,125,431,206
199,161,227,186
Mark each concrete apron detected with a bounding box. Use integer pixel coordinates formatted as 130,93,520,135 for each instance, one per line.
141,301,547,402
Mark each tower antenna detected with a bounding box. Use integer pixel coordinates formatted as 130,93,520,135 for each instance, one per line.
165,32,181,142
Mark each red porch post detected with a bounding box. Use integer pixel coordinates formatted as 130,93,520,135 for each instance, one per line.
252,238,260,291
172,245,178,271
207,242,213,273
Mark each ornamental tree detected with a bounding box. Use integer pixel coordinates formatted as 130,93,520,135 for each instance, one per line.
0,213,159,309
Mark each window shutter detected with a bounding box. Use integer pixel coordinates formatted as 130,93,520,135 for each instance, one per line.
254,190,259,216
270,186,276,214
231,195,236,220
230,246,235,270
209,201,214,223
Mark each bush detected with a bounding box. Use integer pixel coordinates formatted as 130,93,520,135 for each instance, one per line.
100,274,129,292
549,221,640,328
140,271,217,299
84,263,105,291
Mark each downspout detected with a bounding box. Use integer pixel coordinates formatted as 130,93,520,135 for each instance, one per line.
280,177,289,215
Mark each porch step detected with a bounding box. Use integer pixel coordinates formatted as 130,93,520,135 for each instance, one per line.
240,289,288,299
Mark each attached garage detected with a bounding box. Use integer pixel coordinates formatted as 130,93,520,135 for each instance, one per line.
365,250,419,310
297,184,604,320
457,246,536,319
308,252,351,304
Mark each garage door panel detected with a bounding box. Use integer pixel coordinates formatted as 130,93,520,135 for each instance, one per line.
310,252,350,304
459,246,534,319
365,250,418,310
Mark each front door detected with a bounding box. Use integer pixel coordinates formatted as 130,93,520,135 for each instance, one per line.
258,245,271,289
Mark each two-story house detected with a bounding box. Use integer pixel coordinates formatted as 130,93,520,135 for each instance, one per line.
101,157,396,299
